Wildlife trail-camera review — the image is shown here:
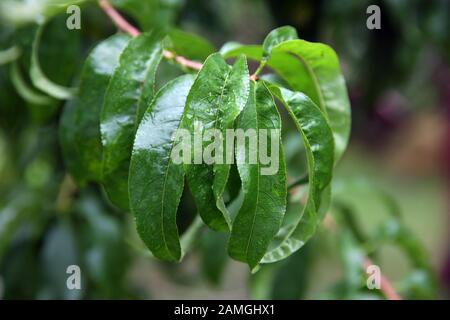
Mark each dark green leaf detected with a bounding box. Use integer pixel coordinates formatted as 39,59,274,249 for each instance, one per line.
164,29,216,61
200,230,228,285
111,0,182,31
228,81,286,270
30,24,77,99
129,74,194,261
101,31,163,210
76,191,129,298
261,84,334,263
60,33,130,185
182,53,249,231
249,242,312,300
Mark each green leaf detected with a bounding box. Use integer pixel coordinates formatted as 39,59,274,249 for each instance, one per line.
249,242,312,300
221,40,351,162
262,26,298,61
200,230,228,286
220,42,262,59
0,46,21,65
0,192,34,261
101,31,163,210
182,53,250,231
111,0,182,31
337,230,365,296
60,33,130,185
129,74,194,261
252,26,298,77
164,29,216,61
0,0,88,26
267,40,350,161
10,62,54,106
375,218,433,274
76,191,129,298
30,24,77,100
261,84,334,263
228,81,287,270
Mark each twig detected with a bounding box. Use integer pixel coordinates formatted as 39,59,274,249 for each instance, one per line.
97,1,400,299
98,0,203,71
98,0,140,37
362,257,402,300
322,214,402,300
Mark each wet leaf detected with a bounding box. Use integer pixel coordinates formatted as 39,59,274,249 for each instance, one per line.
129,74,194,261
228,81,287,270
101,31,163,210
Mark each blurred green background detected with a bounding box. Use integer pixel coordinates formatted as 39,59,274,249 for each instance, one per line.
0,0,449,299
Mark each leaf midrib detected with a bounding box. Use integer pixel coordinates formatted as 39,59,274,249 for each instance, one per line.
242,86,260,264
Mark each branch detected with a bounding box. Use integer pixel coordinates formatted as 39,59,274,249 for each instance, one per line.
320,213,402,300
99,0,140,37
362,257,402,300
98,0,202,71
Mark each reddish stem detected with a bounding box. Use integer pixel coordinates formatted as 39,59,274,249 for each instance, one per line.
99,0,140,37
98,0,202,71
362,257,402,300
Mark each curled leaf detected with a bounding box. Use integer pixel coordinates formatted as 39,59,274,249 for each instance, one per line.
261,84,334,263
30,24,77,100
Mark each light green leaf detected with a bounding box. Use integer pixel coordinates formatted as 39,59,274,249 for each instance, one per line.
129,74,194,261
182,53,249,231
60,33,130,185
10,62,54,106
269,40,350,161
200,230,228,285
30,24,77,100
0,0,89,26
111,0,181,31
251,26,298,77
221,40,351,162
164,28,216,61
0,46,21,65
228,81,287,270
101,31,163,210
261,84,334,263
262,26,298,61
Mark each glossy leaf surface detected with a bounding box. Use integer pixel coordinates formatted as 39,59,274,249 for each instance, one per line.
129,74,194,261
182,53,249,231
228,81,287,269
61,33,130,185
261,84,334,263
101,31,163,210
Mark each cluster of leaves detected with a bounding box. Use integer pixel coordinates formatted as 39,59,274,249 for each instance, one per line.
2,1,353,271
0,0,440,300
60,20,352,269
329,181,437,299
0,0,186,299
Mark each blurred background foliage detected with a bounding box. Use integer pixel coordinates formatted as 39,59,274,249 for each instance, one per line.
0,0,449,299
